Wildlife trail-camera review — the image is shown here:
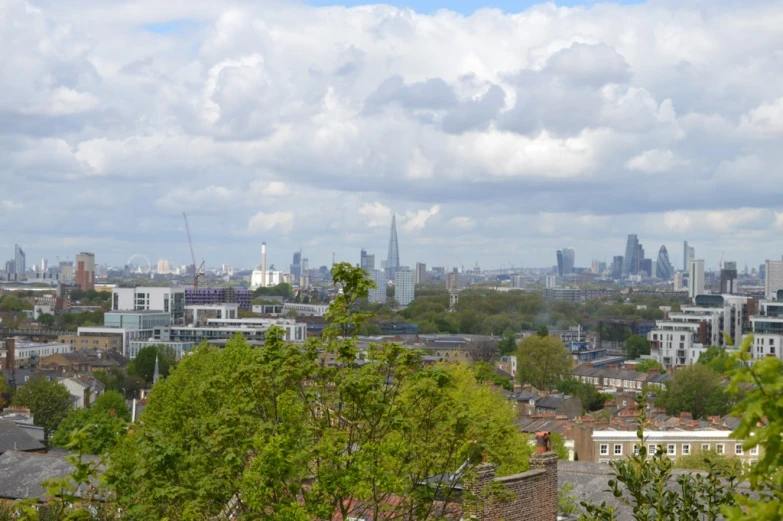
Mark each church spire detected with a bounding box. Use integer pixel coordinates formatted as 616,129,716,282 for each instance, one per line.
386,214,400,281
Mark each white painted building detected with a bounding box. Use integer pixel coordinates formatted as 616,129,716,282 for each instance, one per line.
185,303,239,326
0,340,73,368
765,260,783,300
60,377,104,409
688,259,705,299
282,303,329,317
394,270,415,307
111,286,186,324
250,270,283,289
367,270,387,304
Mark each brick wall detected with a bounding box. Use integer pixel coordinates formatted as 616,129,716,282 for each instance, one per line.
465,447,558,521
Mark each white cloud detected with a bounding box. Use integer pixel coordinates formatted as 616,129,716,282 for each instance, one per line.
402,205,440,232
740,97,783,138
1,200,24,211
247,211,295,234
250,180,290,197
449,216,475,230
625,149,685,174
358,202,393,228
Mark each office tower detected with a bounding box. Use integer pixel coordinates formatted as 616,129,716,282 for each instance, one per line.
301,258,308,272
687,246,695,269
760,264,766,280
386,215,400,281
157,259,171,274
556,250,564,276
683,241,689,272
14,245,25,277
40,258,47,272
688,259,705,298
59,261,74,282
360,249,375,272
720,261,738,294
290,251,302,281
640,258,652,278
656,245,673,280
367,270,387,304
75,252,95,291
394,270,415,306
765,260,783,300
446,272,459,291
415,262,427,284
591,259,600,274
562,248,575,274
623,235,639,275
611,256,624,278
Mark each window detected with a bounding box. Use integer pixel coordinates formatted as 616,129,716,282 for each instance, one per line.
682,444,690,455
701,444,710,451
735,444,743,455
633,445,640,455
648,444,658,455
750,446,759,456
614,444,623,456
716,444,725,455
600,444,609,456
667,444,676,456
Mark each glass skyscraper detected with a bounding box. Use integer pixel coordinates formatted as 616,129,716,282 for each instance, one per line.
656,245,673,280
386,215,399,282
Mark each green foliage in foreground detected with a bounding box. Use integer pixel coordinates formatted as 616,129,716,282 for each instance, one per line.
51,391,130,454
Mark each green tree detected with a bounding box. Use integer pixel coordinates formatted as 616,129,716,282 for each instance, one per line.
252,282,293,299
497,329,518,356
624,335,650,359
673,449,743,475
12,377,73,439
698,346,742,375
0,373,8,409
471,361,513,391
37,312,55,327
51,391,130,454
536,325,549,337
636,359,664,373
556,378,609,412
581,394,740,521
131,345,177,383
106,264,531,520
551,432,570,460
516,334,571,390
722,336,783,520
655,364,733,420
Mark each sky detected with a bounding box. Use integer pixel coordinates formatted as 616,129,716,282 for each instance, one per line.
2,0,783,272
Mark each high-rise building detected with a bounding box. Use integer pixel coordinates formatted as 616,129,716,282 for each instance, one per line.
75,252,95,291
683,241,689,272
360,249,375,272
688,259,705,299
720,261,738,294
59,261,74,282
687,246,695,270
367,270,387,304
386,215,400,282
556,250,564,276
765,260,783,300
157,259,171,274
623,235,640,275
415,262,427,284
562,248,575,274
674,271,684,291
656,245,673,280
611,256,624,278
290,251,302,282
40,258,47,272
591,259,601,274
640,258,652,278
394,270,415,307
14,245,25,277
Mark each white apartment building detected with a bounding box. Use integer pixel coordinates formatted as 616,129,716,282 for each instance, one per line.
0,340,73,368
112,286,186,324
765,260,783,300
250,270,283,289
688,260,705,299
281,303,329,317
367,270,387,304
157,317,307,345
648,295,753,368
743,300,783,362
394,270,415,307
185,303,239,326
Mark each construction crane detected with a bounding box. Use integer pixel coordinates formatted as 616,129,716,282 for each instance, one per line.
182,212,205,288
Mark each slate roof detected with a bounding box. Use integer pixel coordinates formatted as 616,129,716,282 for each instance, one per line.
0,420,45,455
535,394,576,409
0,450,101,500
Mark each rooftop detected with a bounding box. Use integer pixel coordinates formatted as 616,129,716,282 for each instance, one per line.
0,420,45,455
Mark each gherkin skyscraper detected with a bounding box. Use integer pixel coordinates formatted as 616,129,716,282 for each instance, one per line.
386,214,400,282
656,245,673,280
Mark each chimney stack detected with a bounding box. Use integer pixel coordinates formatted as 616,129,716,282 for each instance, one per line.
261,242,267,287
4,338,15,370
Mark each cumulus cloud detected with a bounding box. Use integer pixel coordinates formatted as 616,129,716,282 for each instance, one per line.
3,0,783,268
248,211,295,234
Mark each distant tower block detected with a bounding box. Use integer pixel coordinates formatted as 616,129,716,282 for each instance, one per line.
449,290,459,311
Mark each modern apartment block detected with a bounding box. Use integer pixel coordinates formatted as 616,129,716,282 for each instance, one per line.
185,287,251,310
765,260,783,300
112,286,186,324
367,270,387,304
394,270,415,307
75,252,95,291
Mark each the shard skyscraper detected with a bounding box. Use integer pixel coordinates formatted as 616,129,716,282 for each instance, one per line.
386,214,400,281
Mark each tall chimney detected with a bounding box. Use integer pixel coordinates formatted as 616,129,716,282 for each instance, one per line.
4,338,15,370
261,242,267,288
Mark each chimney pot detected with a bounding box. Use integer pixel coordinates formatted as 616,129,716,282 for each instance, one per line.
535,431,552,454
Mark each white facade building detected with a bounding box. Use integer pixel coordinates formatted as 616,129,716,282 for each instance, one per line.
156,259,171,274
394,270,415,307
765,260,783,300
0,340,73,368
60,377,104,409
282,303,329,317
111,286,186,324
250,270,283,289
77,327,155,358
688,259,705,299
367,270,387,304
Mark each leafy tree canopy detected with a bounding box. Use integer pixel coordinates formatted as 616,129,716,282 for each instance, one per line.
51,391,130,454
635,359,664,373
624,335,650,359
516,334,571,391
655,364,737,420
556,378,610,413
130,345,178,383
12,377,73,438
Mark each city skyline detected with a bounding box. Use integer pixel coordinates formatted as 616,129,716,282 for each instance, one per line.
2,0,783,270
